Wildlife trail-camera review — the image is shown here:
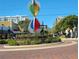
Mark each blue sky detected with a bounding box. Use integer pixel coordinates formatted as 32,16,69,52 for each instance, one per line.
0,0,78,28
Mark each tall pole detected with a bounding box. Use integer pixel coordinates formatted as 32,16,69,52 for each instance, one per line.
1,24,4,39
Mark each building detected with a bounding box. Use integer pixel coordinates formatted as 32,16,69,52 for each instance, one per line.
56,16,64,24
0,15,28,24
0,15,28,31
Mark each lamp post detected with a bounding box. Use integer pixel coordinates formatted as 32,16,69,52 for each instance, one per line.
1,24,4,39
8,26,10,39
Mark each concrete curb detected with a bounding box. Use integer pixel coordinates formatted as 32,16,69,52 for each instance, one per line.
3,42,62,48
0,41,77,52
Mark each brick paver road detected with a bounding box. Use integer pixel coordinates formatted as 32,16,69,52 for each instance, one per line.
0,44,77,59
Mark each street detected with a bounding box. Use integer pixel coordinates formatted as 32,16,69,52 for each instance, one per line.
0,43,77,59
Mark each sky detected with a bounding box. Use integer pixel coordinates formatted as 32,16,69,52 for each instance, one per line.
0,0,78,28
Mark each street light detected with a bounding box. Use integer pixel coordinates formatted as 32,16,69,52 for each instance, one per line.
1,24,4,39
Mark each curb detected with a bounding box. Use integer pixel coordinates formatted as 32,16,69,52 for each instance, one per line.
0,41,77,52
3,42,62,48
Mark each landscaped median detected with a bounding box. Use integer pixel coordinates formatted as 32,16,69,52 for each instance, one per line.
3,40,77,49
1,40,76,52
0,36,61,46
0,37,77,50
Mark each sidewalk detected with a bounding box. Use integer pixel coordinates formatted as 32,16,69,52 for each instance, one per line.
63,38,78,40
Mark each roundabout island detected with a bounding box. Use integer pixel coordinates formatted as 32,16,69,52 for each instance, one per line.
0,38,77,59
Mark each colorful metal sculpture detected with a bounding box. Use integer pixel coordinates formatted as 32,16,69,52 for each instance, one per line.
28,0,40,33
29,0,40,17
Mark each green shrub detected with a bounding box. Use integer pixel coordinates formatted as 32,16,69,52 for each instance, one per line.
31,39,42,45
45,38,52,43
25,39,31,45
17,40,27,45
52,37,61,42
0,40,7,44
6,36,61,46
45,36,61,43
7,40,17,46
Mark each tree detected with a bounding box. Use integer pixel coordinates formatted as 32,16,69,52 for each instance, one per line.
62,15,78,30
52,15,78,33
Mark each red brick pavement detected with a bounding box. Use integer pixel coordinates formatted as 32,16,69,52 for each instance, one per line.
0,44,77,59
0,44,4,49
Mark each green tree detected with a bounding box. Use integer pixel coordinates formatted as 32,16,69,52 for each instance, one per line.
62,15,78,30
52,15,78,33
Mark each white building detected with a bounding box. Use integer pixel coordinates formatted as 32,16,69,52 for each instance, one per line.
56,16,64,24
0,15,29,31
0,15,28,24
